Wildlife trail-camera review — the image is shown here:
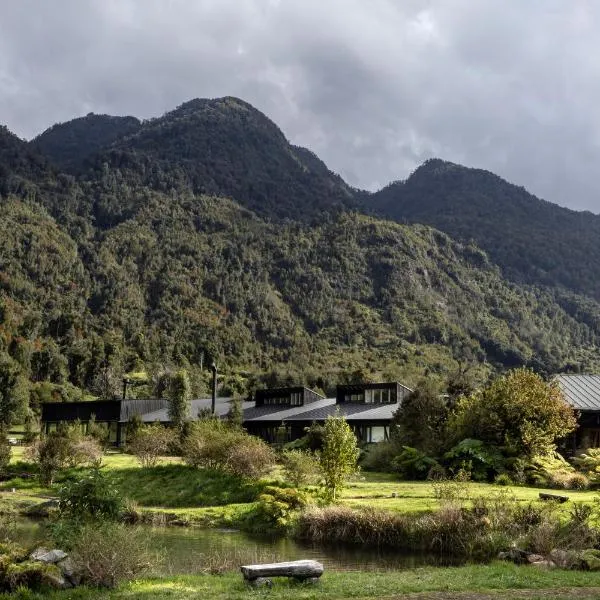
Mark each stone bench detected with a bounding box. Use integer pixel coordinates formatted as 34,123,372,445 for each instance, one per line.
240,560,324,587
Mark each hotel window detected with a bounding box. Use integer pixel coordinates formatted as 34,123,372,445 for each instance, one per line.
366,426,386,443
345,393,364,403
290,392,302,406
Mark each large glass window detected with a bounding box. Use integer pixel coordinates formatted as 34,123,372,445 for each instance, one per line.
290,392,303,406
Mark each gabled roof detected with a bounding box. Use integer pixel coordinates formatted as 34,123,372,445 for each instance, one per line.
555,375,600,411
242,397,334,422
140,398,253,422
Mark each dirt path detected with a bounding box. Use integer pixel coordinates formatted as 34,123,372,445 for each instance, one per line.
370,588,600,600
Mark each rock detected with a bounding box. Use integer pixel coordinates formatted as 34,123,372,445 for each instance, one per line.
530,560,556,569
549,549,570,568
501,547,529,564
249,577,273,588
45,570,72,589
526,553,546,564
31,548,68,564
58,557,82,586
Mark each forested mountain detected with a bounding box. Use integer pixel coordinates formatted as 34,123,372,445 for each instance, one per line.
46,97,356,223
32,114,141,173
2,98,600,422
369,159,600,300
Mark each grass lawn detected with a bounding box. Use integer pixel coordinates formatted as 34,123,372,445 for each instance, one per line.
6,450,599,521
341,472,599,513
10,564,600,600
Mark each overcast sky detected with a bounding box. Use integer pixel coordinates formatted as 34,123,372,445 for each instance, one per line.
1,0,600,211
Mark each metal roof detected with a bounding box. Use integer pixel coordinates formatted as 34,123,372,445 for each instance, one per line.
555,375,600,411
242,397,335,422
283,400,398,422
140,398,253,422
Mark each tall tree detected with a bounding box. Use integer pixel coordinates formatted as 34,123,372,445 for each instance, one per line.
391,380,448,455
319,412,360,502
0,354,29,427
168,369,191,430
448,367,577,457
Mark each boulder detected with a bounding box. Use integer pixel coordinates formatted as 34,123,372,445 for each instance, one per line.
549,549,570,568
25,500,59,517
30,548,68,564
530,559,556,569
526,553,546,564
58,557,82,586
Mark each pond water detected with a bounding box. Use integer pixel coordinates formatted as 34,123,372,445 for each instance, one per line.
15,519,463,576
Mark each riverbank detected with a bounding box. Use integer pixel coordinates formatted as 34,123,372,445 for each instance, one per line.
8,563,600,599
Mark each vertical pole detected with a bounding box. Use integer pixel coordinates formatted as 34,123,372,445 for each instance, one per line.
122,378,128,400
211,362,218,415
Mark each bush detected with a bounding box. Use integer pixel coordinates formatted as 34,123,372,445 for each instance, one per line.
26,428,104,484
573,448,600,480
443,439,504,482
281,449,319,486
26,432,73,484
226,436,276,479
127,424,175,468
549,471,589,490
360,441,398,472
182,420,275,479
69,438,103,469
250,486,310,533
58,469,124,522
0,428,10,476
494,473,513,486
391,446,439,480
69,522,157,588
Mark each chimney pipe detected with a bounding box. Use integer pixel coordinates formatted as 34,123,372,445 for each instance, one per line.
211,362,218,415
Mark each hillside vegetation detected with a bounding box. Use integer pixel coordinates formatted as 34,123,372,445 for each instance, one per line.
0,98,600,417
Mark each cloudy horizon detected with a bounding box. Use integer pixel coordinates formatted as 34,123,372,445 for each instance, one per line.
2,1,600,211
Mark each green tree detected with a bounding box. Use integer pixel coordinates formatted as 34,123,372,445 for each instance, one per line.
0,353,29,426
168,369,191,430
226,397,243,429
448,368,577,458
319,412,360,502
391,380,448,456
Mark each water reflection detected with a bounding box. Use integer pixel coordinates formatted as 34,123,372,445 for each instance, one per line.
14,519,464,576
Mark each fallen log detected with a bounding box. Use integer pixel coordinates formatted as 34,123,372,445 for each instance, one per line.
240,560,323,583
539,492,569,503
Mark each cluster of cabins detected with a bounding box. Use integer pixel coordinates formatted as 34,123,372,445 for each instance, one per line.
40,375,600,451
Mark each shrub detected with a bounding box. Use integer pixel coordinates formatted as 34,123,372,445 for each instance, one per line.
281,449,319,486
443,439,504,482
128,424,175,468
494,473,513,486
70,522,157,588
392,447,439,480
225,436,276,479
573,448,600,480
26,432,73,484
26,427,104,484
360,440,398,472
68,438,103,469
250,486,310,533
0,428,10,476
182,420,275,478
58,469,124,522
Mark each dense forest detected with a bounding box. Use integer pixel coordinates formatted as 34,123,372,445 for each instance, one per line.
1,97,600,423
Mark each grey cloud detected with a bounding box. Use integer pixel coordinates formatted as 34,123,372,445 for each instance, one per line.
1,0,599,210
